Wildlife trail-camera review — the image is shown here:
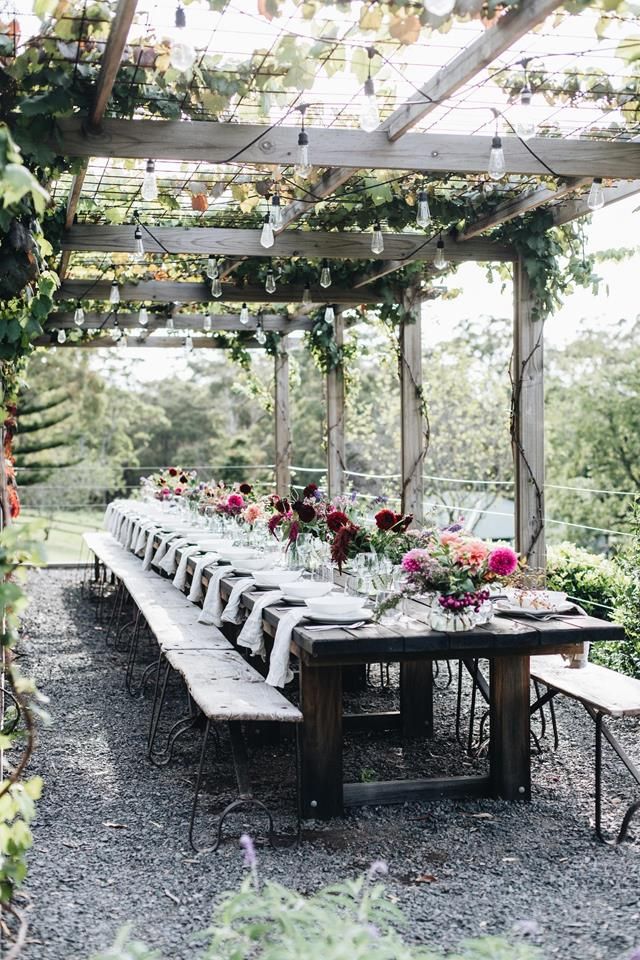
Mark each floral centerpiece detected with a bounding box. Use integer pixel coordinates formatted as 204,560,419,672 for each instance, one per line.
327,501,416,571
267,483,327,547
198,481,257,519
400,527,519,632
141,466,198,501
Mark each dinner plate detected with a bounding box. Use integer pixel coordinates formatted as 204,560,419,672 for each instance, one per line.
303,609,373,624
496,600,574,615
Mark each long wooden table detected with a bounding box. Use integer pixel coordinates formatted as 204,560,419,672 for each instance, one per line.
149,534,625,820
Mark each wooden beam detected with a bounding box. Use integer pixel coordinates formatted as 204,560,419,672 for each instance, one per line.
48,311,313,332
59,165,88,280
551,178,640,227
326,314,345,497
34,335,263,349
51,118,640,180
86,0,138,132
512,259,544,570
385,0,564,142
56,280,378,305
274,338,291,495
461,177,589,240
400,291,425,524
62,225,515,263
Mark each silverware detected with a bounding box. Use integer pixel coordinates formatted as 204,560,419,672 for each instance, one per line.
304,620,366,631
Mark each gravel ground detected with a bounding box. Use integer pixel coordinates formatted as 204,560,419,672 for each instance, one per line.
16,568,640,960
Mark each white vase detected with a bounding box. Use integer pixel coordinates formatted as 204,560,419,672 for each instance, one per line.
429,597,480,633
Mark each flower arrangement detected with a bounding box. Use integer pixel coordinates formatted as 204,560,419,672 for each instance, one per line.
197,481,258,518
140,466,198,501
400,527,519,613
267,483,328,546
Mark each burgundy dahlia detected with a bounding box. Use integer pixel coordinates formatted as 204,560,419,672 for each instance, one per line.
303,482,318,498
239,482,252,494
326,510,349,532
295,502,316,523
375,508,398,531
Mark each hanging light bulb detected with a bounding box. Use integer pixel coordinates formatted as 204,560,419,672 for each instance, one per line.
117,332,128,350
324,304,335,324
260,213,275,249
141,159,158,201
211,276,222,298
167,312,175,331
269,193,283,229
488,136,506,182
514,85,536,141
265,269,277,294
434,236,448,271
109,280,120,305
295,106,311,177
133,224,145,260
73,302,84,326
588,177,605,211
371,221,384,255
183,333,194,355
203,313,212,332
302,282,312,305
416,188,431,228
57,328,67,344
169,3,196,73
319,259,332,289
255,319,267,346
423,0,455,15
240,302,249,325
206,255,218,280
359,48,379,132
138,307,149,326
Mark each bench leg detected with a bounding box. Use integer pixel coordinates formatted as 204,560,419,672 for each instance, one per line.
593,710,640,844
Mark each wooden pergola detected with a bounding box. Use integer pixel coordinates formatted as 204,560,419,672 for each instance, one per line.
37,0,640,572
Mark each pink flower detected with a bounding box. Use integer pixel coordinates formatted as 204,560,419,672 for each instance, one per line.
488,546,518,577
449,538,489,570
244,503,262,524
440,530,463,546
227,493,245,511
401,548,431,573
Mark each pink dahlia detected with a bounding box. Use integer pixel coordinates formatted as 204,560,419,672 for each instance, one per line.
401,548,431,573
488,546,518,577
227,493,245,511
440,529,463,546
244,503,262,524
451,538,489,570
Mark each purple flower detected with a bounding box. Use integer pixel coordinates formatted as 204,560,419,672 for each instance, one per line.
239,833,256,868
367,859,388,880
313,488,323,500
350,491,358,502
446,523,463,533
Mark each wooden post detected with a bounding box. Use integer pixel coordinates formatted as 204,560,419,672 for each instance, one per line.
274,336,291,496
326,313,345,496
512,259,545,571
399,289,425,524
489,654,531,800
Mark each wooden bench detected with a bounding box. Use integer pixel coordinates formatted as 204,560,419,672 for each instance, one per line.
83,528,303,850
531,655,640,843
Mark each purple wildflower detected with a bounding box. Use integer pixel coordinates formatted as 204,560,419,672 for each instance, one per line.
350,490,358,502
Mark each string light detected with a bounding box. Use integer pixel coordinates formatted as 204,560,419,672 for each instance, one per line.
371,221,384,255
434,235,448,271
183,333,194,355
514,63,536,141
255,318,267,346
109,279,120,305
359,48,379,132
270,192,283,229
57,328,66,344
73,302,84,326
324,304,335,324
211,276,222,298
138,307,149,326
302,282,312,305
206,255,218,280
424,0,455,15
587,177,605,211
260,213,275,249
265,269,277,294
295,105,311,178
167,309,175,331
416,186,431,228
169,3,196,73
488,117,506,181
141,159,158,201
203,313,212,332
240,302,250,324
133,224,144,260
319,259,332,288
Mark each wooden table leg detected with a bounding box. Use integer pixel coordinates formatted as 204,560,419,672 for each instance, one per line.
490,655,531,800
299,660,343,819
400,660,433,738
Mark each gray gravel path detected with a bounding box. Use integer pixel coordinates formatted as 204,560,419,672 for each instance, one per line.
17,569,640,959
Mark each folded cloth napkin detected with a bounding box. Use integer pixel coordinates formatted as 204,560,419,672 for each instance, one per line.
104,503,114,532
135,522,157,557
115,514,129,545
266,608,306,688
126,518,140,551
187,553,221,603
151,532,180,567
221,577,253,626
198,566,232,627
237,590,282,657
142,530,160,571
173,544,204,592
159,537,190,575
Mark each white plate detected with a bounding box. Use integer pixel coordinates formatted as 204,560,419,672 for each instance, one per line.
496,600,574,615
252,570,303,587
304,609,373,624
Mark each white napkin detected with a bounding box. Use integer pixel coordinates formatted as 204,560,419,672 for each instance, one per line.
198,566,232,627
105,503,114,532
221,577,253,625
116,515,129,545
135,521,155,556
152,532,179,567
159,538,190,575
173,544,204,591
266,608,306,688
126,518,139,550
237,590,282,657
187,553,220,603
142,530,159,570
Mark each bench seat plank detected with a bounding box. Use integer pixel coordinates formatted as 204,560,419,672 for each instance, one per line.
531,655,640,718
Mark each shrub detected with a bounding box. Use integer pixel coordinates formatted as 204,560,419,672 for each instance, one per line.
609,500,640,677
